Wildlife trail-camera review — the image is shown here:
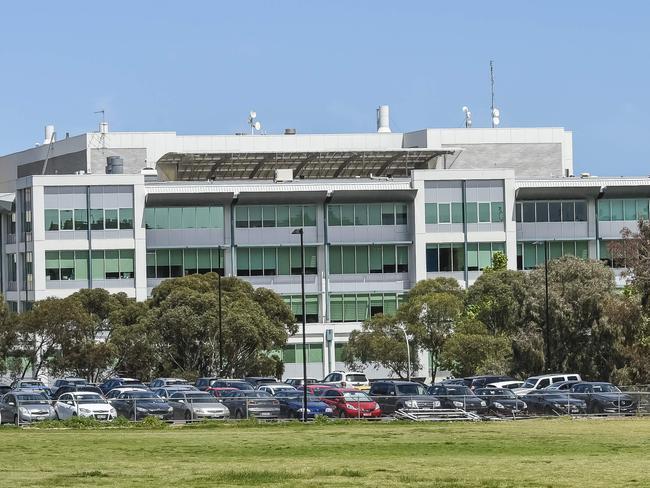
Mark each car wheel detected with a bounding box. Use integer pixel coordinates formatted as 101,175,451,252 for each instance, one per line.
14,414,19,427
544,406,556,417
184,410,192,423
592,404,603,415
55,411,60,421
235,410,243,420
129,410,137,421
338,410,346,419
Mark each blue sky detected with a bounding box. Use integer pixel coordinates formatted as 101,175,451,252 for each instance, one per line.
0,1,648,175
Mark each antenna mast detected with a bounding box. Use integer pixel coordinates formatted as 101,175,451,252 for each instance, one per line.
490,61,500,128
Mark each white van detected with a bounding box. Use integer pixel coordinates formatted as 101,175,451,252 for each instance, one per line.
513,373,582,396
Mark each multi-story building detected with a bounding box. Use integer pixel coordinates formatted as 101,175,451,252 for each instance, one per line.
0,108,647,378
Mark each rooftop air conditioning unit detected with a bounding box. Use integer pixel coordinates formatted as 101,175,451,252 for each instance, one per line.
274,169,294,182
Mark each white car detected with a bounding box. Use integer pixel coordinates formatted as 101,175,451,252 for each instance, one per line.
486,381,525,390
321,371,370,390
54,392,117,421
513,374,582,396
257,383,297,395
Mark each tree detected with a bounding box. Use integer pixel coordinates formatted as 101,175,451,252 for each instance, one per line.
0,297,18,378
399,279,464,381
439,318,510,377
344,314,419,378
610,219,650,309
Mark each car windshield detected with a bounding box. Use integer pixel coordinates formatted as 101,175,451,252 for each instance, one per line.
22,381,45,387
343,391,371,401
167,379,189,385
74,394,107,404
479,389,516,399
184,394,219,403
345,374,367,382
128,391,161,400
67,379,87,385
396,384,427,395
522,378,539,389
243,391,272,398
591,383,621,393
17,394,49,404
445,386,473,396
278,392,319,401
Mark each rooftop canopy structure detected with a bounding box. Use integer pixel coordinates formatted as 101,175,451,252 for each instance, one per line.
155,148,458,181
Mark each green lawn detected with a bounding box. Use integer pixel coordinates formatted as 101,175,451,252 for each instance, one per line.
1,418,649,487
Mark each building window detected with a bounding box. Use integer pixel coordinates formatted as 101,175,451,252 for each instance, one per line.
45,208,135,231
236,247,316,276
426,202,504,224
144,206,224,230
146,248,224,279
598,199,649,222
329,245,408,274
89,250,134,280
45,250,89,281
235,205,316,229
426,242,505,272
327,203,407,227
516,200,588,223
599,240,629,268
280,344,324,364
517,240,589,270
282,295,319,323
329,293,404,322
7,254,17,283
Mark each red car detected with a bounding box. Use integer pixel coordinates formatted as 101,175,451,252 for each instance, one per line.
298,384,332,397
320,388,382,419
207,387,238,398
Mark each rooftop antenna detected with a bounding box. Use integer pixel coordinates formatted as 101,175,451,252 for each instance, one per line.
462,106,472,128
94,109,108,150
490,61,500,127
248,110,262,135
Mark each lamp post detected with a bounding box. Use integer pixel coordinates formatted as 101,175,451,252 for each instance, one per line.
533,240,551,372
398,323,411,382
292,228,308,422
218,247,223,376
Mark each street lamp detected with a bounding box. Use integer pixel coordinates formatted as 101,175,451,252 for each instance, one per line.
533,240,550,371
218,247,223,376
398,323,411,382
292,228,308,422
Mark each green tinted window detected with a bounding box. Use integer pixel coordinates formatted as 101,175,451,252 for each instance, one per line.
195,207,211,228
478,203,491,223
491,202,504,222
168,207,182,229
303,207,316,226
354,204,367,225
329,246,342,274
60,210,74,230
105,209,118,229
210,207,224,228
328,206,341,226
75,251,88,280
451,203,463,223
119,208,133,229
278,248,291,275
45,209,59,231
92,251,104,280
465,203,477,224
290,207,303,227
611,200,624,220
74,209,88,230
356,246,369,273
235,207,248,228
438,204,450,223
425,203,437,224
624,200,636,220
598,200,611,221
277,206,290,227
155,208,169,229
368,204,382,225
341,205,354,226
144,208,155,229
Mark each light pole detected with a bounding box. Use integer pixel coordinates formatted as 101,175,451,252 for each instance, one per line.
533,240,551,371
292,228,308,422
398,323,411,382
218,247,223,376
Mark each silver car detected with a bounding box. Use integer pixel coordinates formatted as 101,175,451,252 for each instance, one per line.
167,391,230,422
53,392,117,421
0,390,56,425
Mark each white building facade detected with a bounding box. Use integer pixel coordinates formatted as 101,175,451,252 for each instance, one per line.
1,118,647,378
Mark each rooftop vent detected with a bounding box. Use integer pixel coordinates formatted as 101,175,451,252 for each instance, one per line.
44,125,55,144
376,105,391,133
284,128,297,135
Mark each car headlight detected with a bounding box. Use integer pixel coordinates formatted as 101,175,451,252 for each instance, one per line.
136,407,148,412
193,408,206,414
493,402,504,409
325,407,333,413
453,401,464,408
480,401,487,407
552,403,561,408
433,400,441,408
404,400,418,408
110,408,117,416
345,404,358,410
79,408,91,414
19,407,31,416
167,406,173,412
521,402,527,409
297,408,311,413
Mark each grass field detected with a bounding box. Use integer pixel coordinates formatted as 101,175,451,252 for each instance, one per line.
1,418,649,487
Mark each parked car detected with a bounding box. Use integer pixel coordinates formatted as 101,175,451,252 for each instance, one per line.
427,384,488,413
369,380,441,415
542,381,581,392
257,383,297,396
99,377,148,395
474,388,528,416
207,387,239,398
299,384,333,397
149,378,191,389
167,391,230,422
153,386,197,399
0,390,56,425
9,379,52,398
464,376,517,391
109,389,173,421
53,392,117,421
274,390,334,419
514,373,582,396
195,377,220,391
52,384,104,400
209,379,254,391
520,389,587,415
244,377,279,389
321,371,370,390
485,381,525,390
219,390,281,419
569,382,637,414
0,384,10,397
105,387,144,400
51,377,88,395
320,388,382,419
284,378,318,388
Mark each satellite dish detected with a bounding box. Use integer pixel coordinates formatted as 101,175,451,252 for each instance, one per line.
492,116,500,126
249,111,257,119
492,108,500,117
254,121,261,131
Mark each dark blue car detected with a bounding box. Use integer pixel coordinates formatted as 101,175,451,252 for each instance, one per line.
275,391,334,419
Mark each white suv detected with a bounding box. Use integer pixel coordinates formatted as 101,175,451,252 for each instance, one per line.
514,373,582,396
321,371,370,390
